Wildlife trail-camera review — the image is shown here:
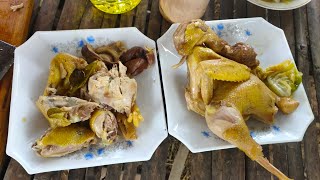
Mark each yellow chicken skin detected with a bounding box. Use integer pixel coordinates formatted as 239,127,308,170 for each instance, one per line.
186,46,250,103
32,124,96,157
210,75,278,124
44,53,88,96
174,19,259,69
173,19,301,180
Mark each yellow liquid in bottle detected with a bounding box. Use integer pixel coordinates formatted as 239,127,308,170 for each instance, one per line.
90,0,142,14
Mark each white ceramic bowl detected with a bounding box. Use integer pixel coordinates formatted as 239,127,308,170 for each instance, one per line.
157,17,314,153
248,0,311,10
7,27,168,174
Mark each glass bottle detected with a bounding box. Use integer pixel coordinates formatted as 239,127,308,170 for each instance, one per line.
90,0,142,14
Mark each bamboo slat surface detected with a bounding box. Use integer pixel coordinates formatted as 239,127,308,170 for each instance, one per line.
0,0,319,179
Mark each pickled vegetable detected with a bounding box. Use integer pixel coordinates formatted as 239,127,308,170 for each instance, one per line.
265,60,302,97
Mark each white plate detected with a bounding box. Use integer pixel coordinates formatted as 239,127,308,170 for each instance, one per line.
7,27,168,174
157,17,314,153
248,0,311,10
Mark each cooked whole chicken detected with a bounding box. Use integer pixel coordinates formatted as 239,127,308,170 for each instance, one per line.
89,110,118,144
87,62,137,116
32,124,96,157
173,19,301,180
36,96,99,128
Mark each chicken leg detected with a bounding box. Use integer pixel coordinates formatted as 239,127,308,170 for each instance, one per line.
205,105,292,180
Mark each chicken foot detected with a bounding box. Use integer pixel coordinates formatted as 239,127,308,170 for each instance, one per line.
205,105,292,180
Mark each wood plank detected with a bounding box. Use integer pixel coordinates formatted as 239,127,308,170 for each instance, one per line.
233,0,246,18
0,68,12,174
191,152,211,180
168,144,189,180
160,19,171,36
122,162,141,180
68,168,86,180
203,0,215,20
146,0,161,41
105,164,122,180
133,0,149,33
306,1,320,179
220,0,233,19
307,0,320,109
0,0,34,45
303,2,320,180
79,2,104,29
85,167,102,180
213,0,221,20
267,10,280,27
211,151,223,179
286,143,304,180
245,145,271,180
34,170,68,180
56,0,88,30
33,0,60,32
303,80,320,180
246,2,266,18
141,139,169,180
119,10,134,27
271,144,289,178
101,14,118,28
285,7,308,180
3,159,30,180
29,0,41,34
212,149,245,180
280,11,296,59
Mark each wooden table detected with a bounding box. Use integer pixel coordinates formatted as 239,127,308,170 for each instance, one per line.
0,0,319,179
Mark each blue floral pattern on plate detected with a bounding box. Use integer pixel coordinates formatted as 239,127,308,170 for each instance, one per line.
50,36,112,56
210,22,253,44
80,140,134,160
201,131,211,138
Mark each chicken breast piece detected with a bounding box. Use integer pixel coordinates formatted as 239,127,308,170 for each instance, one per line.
36,96,100,128
87,62,137,115
89,110,118,144
32,124,96,157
